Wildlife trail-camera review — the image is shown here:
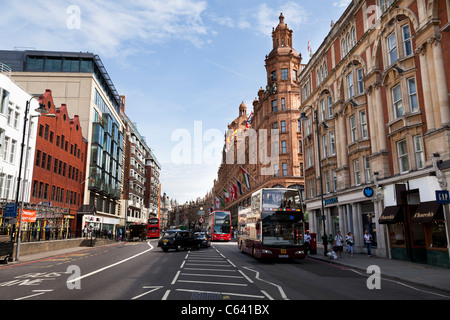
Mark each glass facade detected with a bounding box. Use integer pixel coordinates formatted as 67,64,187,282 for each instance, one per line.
89,91,123,205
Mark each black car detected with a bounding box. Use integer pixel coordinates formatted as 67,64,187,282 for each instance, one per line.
194,232,211,248
158,230,201,252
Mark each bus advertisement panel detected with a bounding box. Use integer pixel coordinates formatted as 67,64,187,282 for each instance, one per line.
147,218,160,238
208,211,231,241
238,188,306,260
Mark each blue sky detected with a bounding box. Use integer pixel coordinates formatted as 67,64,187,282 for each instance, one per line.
1,0,351,204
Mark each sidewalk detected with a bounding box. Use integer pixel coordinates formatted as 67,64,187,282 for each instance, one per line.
307,248,450,293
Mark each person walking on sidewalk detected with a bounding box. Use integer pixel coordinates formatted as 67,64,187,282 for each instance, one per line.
334,231,344,258
346,232,354,257
304,231,311,255
364,230,373,257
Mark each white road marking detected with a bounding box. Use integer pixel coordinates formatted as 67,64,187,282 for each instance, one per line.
243,266,289,300
67,242,154,284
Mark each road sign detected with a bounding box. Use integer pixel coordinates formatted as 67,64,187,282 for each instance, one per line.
199,217,204,224
4,203,18,218
198,210,205,216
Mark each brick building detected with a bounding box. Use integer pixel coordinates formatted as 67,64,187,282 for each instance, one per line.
212,14,305,222
30,89,87,238
299,0,449,267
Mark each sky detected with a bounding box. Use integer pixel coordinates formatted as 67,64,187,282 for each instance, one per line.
0,0,351,204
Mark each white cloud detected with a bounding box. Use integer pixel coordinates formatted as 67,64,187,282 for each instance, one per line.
237,2,309,36
333,0,352,9
0,0,210,58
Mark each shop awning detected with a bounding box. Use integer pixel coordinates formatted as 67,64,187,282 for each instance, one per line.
411,201,444,224
77,205,96,215
379,206,403,224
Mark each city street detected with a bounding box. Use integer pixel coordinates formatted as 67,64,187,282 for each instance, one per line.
1,240,449,302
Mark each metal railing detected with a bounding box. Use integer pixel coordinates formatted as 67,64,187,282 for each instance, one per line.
0,62,11,78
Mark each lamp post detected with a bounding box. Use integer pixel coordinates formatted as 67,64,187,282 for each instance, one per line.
300,105,328,256
15,99,55,261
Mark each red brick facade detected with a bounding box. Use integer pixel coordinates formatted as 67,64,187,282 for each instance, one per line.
30,90,87,235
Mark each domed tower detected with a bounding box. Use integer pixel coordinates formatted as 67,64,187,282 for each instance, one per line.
253,13,304,184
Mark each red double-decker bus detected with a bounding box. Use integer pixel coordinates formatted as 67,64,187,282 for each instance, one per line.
147,218,160,238
208,211,231,241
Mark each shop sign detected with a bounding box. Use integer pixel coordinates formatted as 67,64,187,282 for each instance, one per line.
435,190,450,204
363,187,374,198
323,197,338,206
20,209,37,222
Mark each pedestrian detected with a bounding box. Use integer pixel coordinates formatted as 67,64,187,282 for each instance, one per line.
364,230,373,257
304,231,311,255
83,225,88,238
346,232,354,257
334,231,344,258
321,233,328,256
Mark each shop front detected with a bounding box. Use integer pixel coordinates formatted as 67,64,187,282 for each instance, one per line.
379,181,450,267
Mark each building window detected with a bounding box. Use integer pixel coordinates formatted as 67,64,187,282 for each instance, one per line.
306,147,313,167
364,156,371,183
325,171,330,193
407,77,418,113
397,139,409,173
350,115,357,142
347,72,354,98
353,158,361,185
282,163,288,176
320,99,326,121
402,24,412,56
271,70,276,81
308,177,315,198
274,164,279,177
280,121,286,133
272,100,277,112
387,32,398,65
332,171,337,192
298,140,302,153
357,68,364,94
330,131,336,155
360,111,368,139
9,140,16,163
281,98,285,110
281,141,287,154
281,68,288,80
0,88,10,114
414,136,425,169
328,96,333,118
322,135,328,158
392,84,403,118
293,70,297,82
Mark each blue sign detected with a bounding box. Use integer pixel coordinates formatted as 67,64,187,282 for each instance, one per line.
363,187,374,198
4,203,18,218
436,190,450,204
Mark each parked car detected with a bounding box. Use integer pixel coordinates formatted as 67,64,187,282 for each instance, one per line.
194,232,211,248
158,230,201,252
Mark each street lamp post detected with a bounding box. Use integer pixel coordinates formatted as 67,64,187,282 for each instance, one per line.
300,106,328,256
15,99,55,261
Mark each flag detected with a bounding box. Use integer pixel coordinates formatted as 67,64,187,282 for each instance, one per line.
215,197,220,209
246,112,253,128
232,183,238,200
229,184,235,202
219,196,225,208
223,188,229,203
235,178,242,195
89,176,95,183
241,167,251,189
308,32,312,58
